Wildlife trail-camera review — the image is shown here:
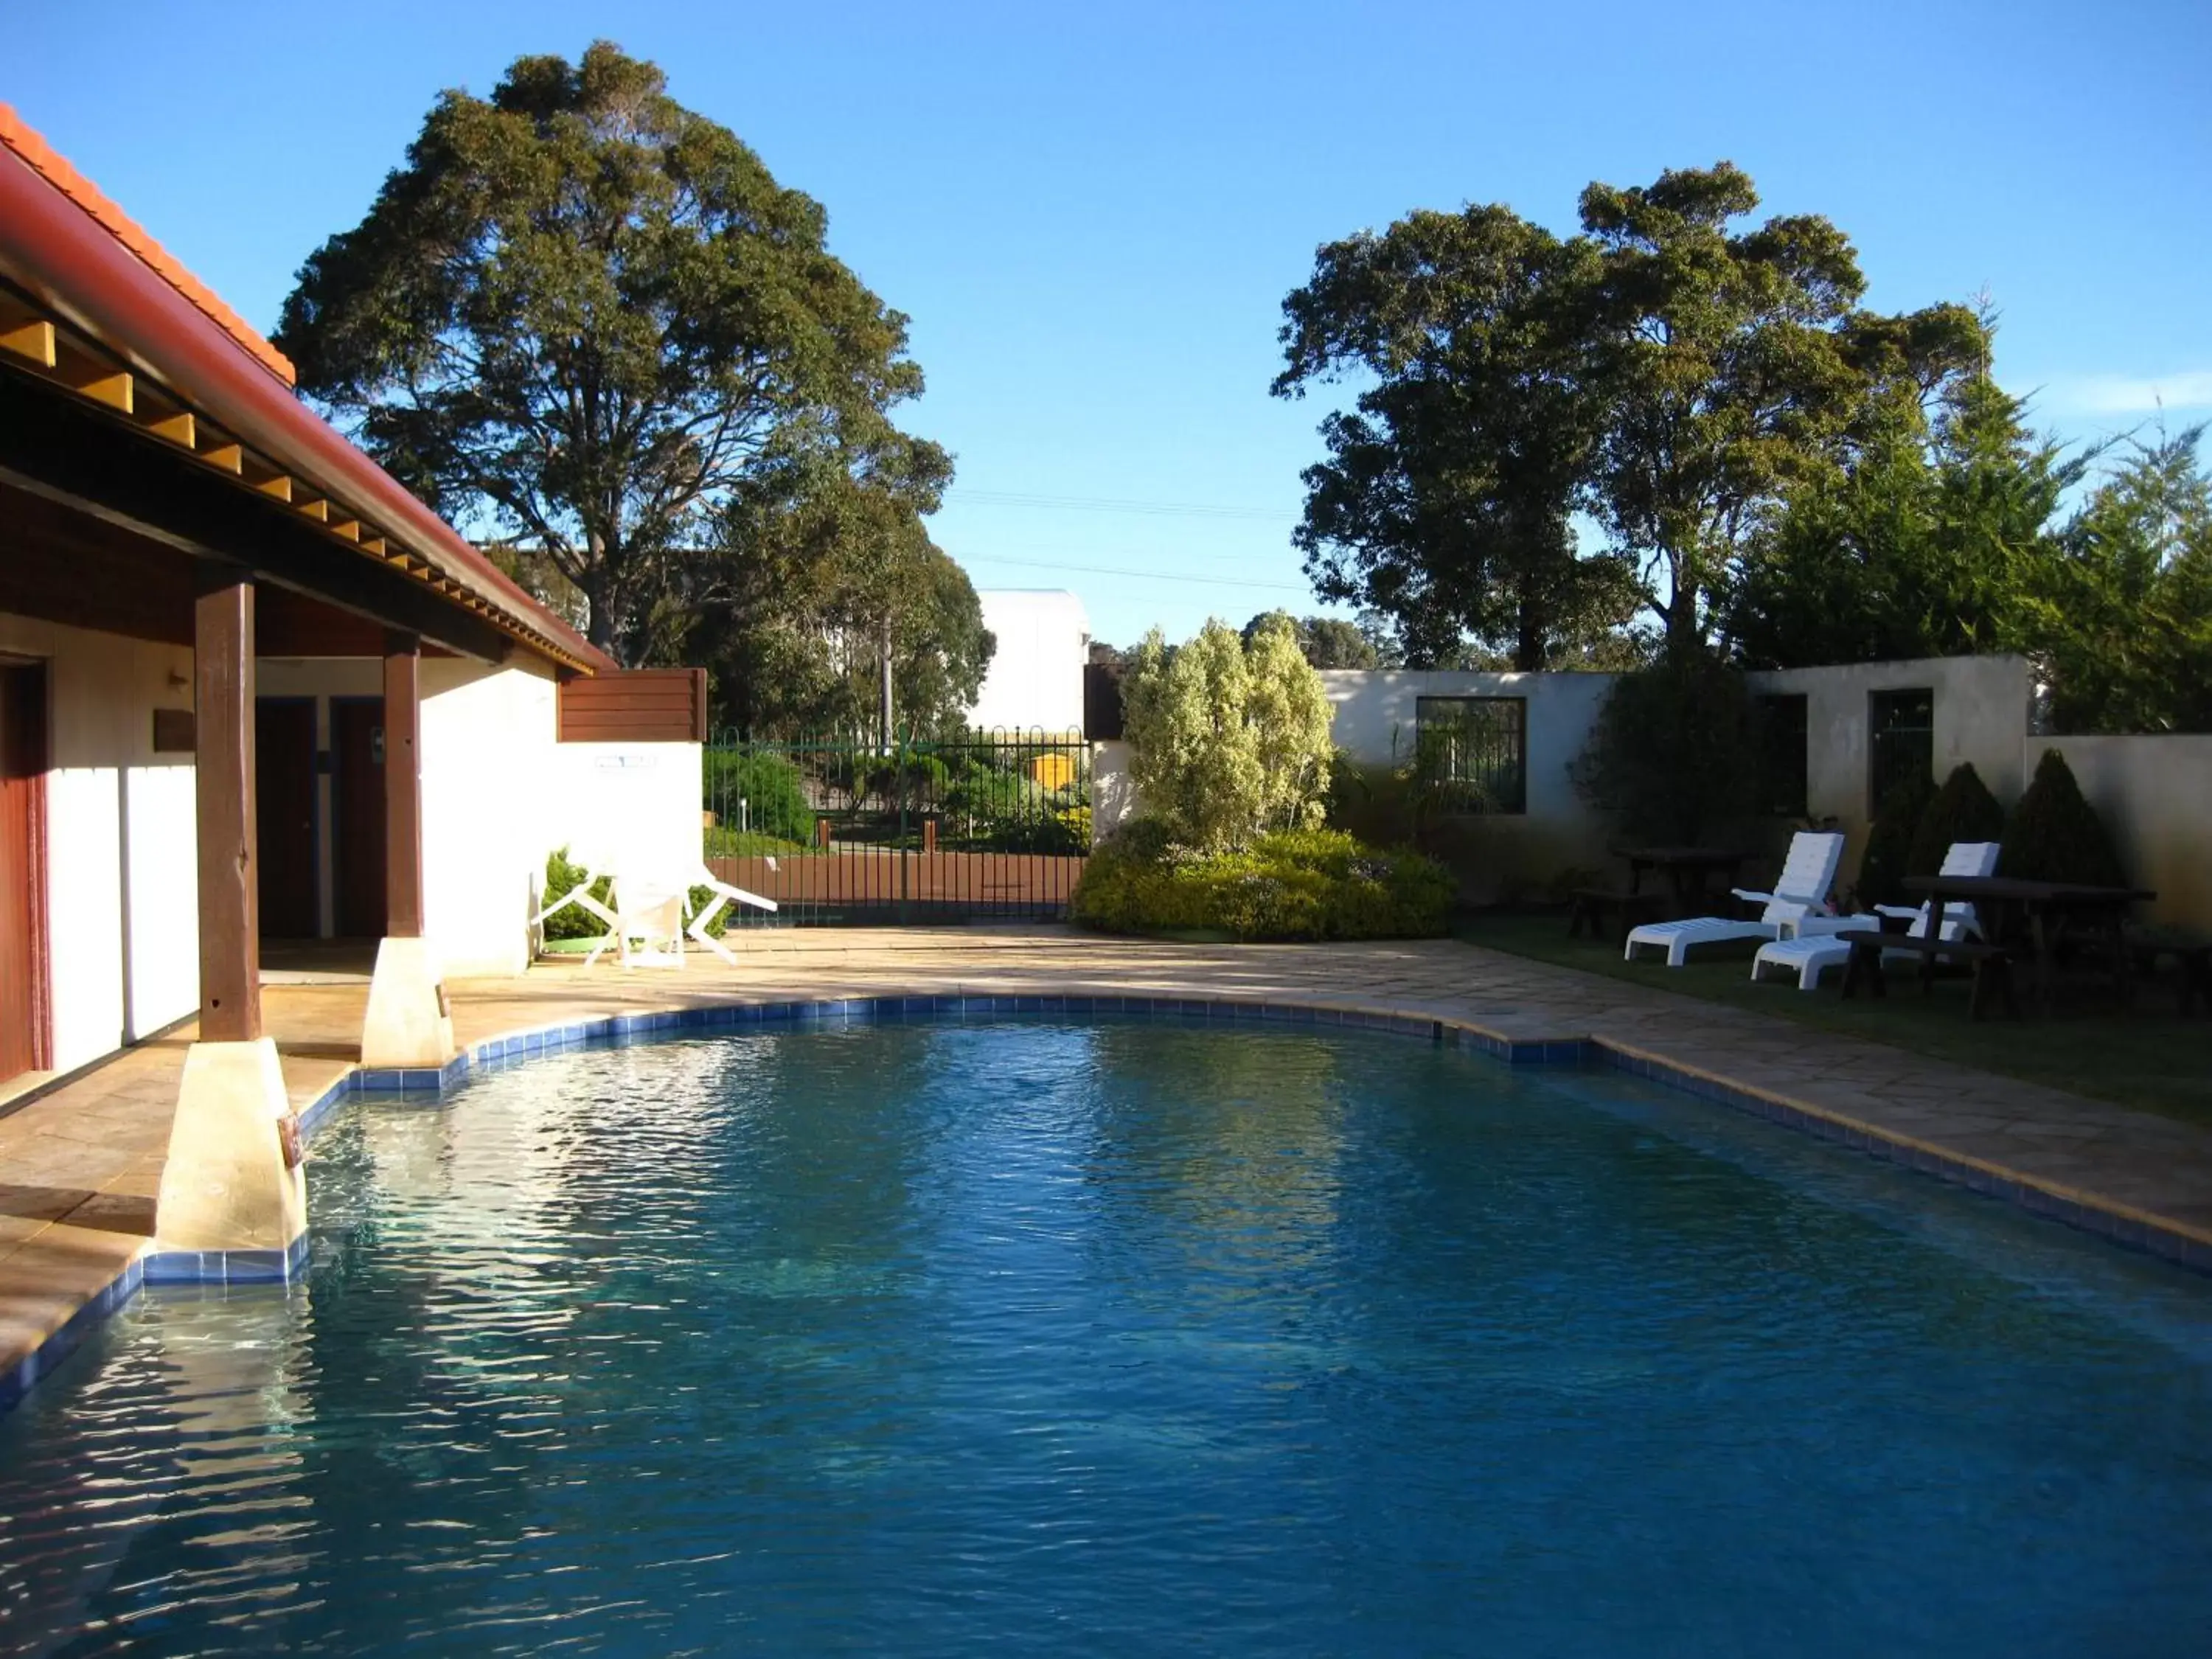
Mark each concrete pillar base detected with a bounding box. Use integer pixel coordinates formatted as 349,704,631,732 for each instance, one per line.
362,936,456,1068
154,1037,307,1257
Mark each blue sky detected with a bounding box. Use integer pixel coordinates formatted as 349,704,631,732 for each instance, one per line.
12,1,2211,648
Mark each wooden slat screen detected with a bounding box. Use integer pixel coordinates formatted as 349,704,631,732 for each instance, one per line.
557,668,707,743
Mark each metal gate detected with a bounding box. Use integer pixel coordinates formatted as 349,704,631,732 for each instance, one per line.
703,730,1091,925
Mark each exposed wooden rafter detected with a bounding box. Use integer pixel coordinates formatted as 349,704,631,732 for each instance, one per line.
0,280,594,672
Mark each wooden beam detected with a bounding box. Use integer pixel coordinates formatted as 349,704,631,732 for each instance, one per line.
194,574,261,1042
145,409,196,448
0,316,55,369
66,366,133,414
383,631,425,939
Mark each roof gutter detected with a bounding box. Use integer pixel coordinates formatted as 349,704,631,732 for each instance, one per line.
0,136,616,674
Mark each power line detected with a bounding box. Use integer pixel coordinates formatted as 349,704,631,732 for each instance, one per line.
945,488,1297,523
957,553,1309,592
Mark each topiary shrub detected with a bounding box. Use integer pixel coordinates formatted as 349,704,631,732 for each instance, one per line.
1070,827,1453,942
1855,769,1933,908
2000,749,2125,887
1906,762,2006,876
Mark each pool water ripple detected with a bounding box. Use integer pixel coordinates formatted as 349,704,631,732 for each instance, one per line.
1,1020,2209,1656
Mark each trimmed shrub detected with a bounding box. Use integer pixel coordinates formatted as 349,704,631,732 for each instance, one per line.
1907,762,2006,876
703,749,812,843
1855,769,1934,908
2000,749,2125,887
1070,827,1453,942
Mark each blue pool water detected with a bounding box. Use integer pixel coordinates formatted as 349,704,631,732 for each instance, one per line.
2,1020,2210,1656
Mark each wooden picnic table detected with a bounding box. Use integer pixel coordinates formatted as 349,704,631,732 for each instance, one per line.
1902,874,2157,1017
1621,847,1750,916
1566,846,1747,939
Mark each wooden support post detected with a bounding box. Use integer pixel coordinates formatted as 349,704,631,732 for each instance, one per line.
383,630,424,939
194,574,260,1042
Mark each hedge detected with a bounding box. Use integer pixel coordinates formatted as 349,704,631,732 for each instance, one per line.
1071,825,1454,942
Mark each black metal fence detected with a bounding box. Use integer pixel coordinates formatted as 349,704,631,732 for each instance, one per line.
703,729,1091,925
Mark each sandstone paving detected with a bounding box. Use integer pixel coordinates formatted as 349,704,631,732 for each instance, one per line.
5,925,2212,1391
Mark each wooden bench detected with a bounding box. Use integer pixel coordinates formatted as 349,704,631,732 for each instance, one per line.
2125,927,2212,1018
1565,887,1666,942
1836,928,2020,1021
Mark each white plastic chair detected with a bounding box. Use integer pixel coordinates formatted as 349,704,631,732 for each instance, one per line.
1751,841,2001,990
1624,832,1846,967
683,864,778,965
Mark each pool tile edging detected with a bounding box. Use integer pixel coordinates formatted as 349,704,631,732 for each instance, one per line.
7,988,2208,1420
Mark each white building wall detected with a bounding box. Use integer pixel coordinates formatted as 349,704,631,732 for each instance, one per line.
969,591,1088,734
0,613,198,1074
543,741,705,880
2042,736,2212,930
1745,655,2035,888
1321,668,1621,899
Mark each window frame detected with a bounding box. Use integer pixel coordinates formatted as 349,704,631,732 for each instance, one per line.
1867,686,1935,818
1412,695,1528,815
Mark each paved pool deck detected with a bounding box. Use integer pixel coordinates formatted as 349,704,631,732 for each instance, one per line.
6,926,2212,1405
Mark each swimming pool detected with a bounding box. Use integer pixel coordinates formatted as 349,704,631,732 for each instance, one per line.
2,1018,2208,1655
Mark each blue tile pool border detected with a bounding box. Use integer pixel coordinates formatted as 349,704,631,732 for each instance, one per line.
7,989,2208,1421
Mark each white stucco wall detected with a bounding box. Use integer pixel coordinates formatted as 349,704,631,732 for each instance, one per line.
1745,655,2035,888
1321,669,1621,898
543,740,706,880
969,591,1089,735
2042,736,2212,929
0,613,199,1074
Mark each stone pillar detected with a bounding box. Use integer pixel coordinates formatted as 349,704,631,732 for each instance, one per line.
156,573,305,1276
361,630,455,1068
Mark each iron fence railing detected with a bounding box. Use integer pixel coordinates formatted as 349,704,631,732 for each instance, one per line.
703,728,1091,925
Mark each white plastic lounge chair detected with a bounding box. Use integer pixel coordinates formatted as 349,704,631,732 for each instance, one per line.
1623,831,1845,967
684,864,778,965
1750,841,2001,990
585,870,692,969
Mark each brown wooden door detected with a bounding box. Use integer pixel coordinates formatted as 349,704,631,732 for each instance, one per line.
254,698,319,939
331,697,386,938
0,662,50,1081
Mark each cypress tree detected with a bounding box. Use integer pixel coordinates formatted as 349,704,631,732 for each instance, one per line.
1856,770,1935,908
1999,750,2125,887
1907,762,2006,875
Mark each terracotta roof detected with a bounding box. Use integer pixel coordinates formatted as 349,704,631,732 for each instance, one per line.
0,103,296,389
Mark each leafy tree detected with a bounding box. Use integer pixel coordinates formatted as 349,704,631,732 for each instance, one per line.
2023,425,2212,734
2000,749,2125,888
1571,653,1763,844
1240,611,1383,669
1579,164,1985,653
1275,206,1640,669
1722,378,2088,668
698,444,991,738
1121,617,1333,851
275,42,932,662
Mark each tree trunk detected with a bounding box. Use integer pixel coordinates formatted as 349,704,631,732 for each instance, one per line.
878,614,894,752
1513,575,1548,671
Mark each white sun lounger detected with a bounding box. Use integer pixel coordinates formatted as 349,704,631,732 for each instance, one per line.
1750,841,2002,990
1623,831,1846,967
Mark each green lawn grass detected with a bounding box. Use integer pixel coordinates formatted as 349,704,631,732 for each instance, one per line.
1455,911,2212,1128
